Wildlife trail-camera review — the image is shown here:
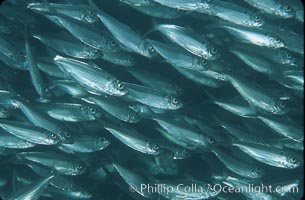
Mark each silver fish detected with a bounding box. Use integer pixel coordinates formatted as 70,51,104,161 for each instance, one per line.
82,95,141,123
243,0,296,18
28,3,120,52
0,120,60,145
101,50,137,67
24,24,48,99
153,116,215,151
16,100,73,144
212,148,264,179
35,102,102,122
233,142,302,169
151,23,220,59
124,82,183,110
27,3,98,24
149,39,211,71
219,23,285,48
18,152,86,175
152,0,211,11
0,133,35,149
36,57,66,78
54,55,127,96
227,73,287,115
204,0,264,27
258,115,304,142
175,67,224,88
33,31,102,59
104,124,162,155
58,135,110,153
8,172,55,200
120,0,187,19
47,80,89,98
127,67,183,96
206,91,257,118
92,2,157,58
0,34,26,70
113,163,154,198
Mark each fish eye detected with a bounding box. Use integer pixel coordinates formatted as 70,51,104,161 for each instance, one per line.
65,132,71,138
201,59,208,65
89,107,96,114
51,133,57,139
211,48,217,54
77,163,83,170
182,149,188,156
280,151,285,156
149,45,155,53
280,102,286,108
172,98,179,104
117,82,124,90
101,137,106,142
287,53,292,59
208,137,214,143
275,38,280,43
254,16,261,22
256,167,261,172
110,40,116,47
129,104,134,109
284,5,291,12
290,157,296,163
153,144,159,150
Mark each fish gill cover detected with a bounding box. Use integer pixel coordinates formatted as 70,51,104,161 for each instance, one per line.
0,0,304,199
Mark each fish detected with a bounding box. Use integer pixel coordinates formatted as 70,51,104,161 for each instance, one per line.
126,67,183,96
0,132,35,149
92,1,157,58
54,55,127,96
152,0,212,11
104,123,162,155
35,102,102,122
175,66,224,88
120,0,187,19
0,106,10,118
202,0,265,27
232,142,302,169
7,172,55,200
28,3,120,52
17,152,86,175
24,24,48,100
217,22,285,48
82,94,141,123
58,135,110,153
36,57,66,78
149,39,211,71
0,120,60,145
26,2,98,24
101,50,137,67
212,148,264,179
113,163,154,198
153,116,215,151
33,31,102,59
257,115,304,142
124,82,183,110
47,80,89,98
243,0,296,18
0,33,27,70
150,23,220,59
205,91,257,118
227,73,288,115
230,47,285,76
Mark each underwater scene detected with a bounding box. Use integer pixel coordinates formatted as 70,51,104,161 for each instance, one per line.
0,0,304,199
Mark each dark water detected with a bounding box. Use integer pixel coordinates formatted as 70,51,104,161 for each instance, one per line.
0,0,304,199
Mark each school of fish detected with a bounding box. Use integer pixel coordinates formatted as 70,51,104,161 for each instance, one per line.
0,0,303,199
